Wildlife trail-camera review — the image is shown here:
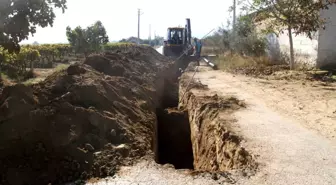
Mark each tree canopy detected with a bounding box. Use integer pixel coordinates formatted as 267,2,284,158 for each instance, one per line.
243,0,335,38
66,21,109,57
119,36,164,46
0,0,67,53
241,0,336,69
204,16,266,56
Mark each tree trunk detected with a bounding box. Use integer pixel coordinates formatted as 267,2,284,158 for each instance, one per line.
288,25,295,70
0,51,4,75
30,60,34,72
29,54,34,72
0,58,2,75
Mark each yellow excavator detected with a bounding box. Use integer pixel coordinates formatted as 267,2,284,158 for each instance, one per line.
163,18,194,57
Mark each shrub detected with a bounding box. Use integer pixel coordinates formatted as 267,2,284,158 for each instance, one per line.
203,16,266,57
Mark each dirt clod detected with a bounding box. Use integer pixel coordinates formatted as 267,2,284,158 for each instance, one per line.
85,144,95,152
67,65,87,75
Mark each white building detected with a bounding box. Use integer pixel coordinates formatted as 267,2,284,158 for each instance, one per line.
317,5,336,69
265,31,318,67
256,5,336,69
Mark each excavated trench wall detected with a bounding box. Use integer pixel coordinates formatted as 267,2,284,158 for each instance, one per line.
177,65,256,173
153,57,194,169
153,60,256,174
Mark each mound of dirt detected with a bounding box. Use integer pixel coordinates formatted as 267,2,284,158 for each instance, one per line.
0,45,174,185
231,64,336,83
240,66,336,83
179,76,209,91
231,65,290,76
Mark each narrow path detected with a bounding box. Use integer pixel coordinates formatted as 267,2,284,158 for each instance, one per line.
192,65,336,185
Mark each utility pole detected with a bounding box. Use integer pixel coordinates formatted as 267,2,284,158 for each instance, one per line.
233,0,236,30
154,31,157,45
232,0,237,48
137,9,144,45
149,24,151,46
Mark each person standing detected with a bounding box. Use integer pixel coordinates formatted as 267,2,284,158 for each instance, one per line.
193,38,202,66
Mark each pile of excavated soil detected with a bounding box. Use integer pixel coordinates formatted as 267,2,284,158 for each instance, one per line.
0,45,174,185
231,64,336,83
231,65,290,76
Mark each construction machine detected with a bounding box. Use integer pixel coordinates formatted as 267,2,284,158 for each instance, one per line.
163,18,194,57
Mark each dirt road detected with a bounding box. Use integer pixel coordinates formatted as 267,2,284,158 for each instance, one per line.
81,160,228,185
190,64,336,185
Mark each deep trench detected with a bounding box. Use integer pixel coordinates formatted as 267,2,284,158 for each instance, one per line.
154,78,194,169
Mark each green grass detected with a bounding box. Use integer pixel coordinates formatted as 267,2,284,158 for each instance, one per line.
0,72,9,80
103,42,154,52
0,72,14,86
202,46,222,55
55,64,70,72
215,54,271,71
103,42,135,50
22,64,69,85
22,77,43,86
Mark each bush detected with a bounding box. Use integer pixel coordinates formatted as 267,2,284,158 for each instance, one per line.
203,16,266,57
215,54,271,70
103,43,134,52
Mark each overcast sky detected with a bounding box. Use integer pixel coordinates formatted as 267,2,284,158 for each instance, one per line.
22,0,233,44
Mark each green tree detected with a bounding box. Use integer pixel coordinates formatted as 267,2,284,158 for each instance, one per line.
242,0,336,69
203,17,265,56
66,26,89,57
66,21,109,57
0,0,67,52
86,21,109,52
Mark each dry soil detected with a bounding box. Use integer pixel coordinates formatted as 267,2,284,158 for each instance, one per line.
188,62,336,185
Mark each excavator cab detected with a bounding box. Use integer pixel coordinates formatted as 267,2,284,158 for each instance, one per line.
163,18,193,57
167,28,184,45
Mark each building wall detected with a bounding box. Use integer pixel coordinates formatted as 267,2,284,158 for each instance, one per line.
269,31,318,66
317,5,336,69
256,21,318,66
